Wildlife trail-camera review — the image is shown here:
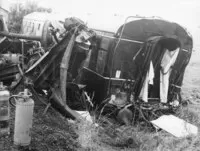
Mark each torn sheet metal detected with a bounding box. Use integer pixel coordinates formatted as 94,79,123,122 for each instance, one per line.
151,115,198,137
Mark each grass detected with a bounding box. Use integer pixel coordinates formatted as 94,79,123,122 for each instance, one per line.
75,103,200,151
1,98,200,151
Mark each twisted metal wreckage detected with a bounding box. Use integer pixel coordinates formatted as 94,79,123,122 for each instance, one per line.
0,15,193,128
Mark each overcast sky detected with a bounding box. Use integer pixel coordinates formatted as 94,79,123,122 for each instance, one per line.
37,0,199,26
38,0,200,46
8,0,200,49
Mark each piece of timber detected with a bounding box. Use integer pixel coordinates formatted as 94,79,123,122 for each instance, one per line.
60,27,77,106
0,31,41,41
50,87,82,120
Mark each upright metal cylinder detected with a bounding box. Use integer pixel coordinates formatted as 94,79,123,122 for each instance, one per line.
0,82,10,136
14,89,34,146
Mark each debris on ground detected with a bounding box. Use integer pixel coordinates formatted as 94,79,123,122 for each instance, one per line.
151,115,198,137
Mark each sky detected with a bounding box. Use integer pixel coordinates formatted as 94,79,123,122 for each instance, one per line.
38,0,200,49
36,0,200,26
7,0,200,49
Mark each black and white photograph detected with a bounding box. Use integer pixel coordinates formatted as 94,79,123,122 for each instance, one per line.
0,0,199,150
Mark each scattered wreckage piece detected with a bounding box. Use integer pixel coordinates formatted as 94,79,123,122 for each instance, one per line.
72,17,193,126
0,16,93,120
0,15,194,132
151,115,198,137
0,37,43,86
24,17,95,119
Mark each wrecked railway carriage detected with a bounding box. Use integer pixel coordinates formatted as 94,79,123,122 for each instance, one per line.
0,16,193,124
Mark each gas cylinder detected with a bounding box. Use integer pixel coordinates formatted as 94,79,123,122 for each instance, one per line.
14,89,34,146
0,82,10,136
